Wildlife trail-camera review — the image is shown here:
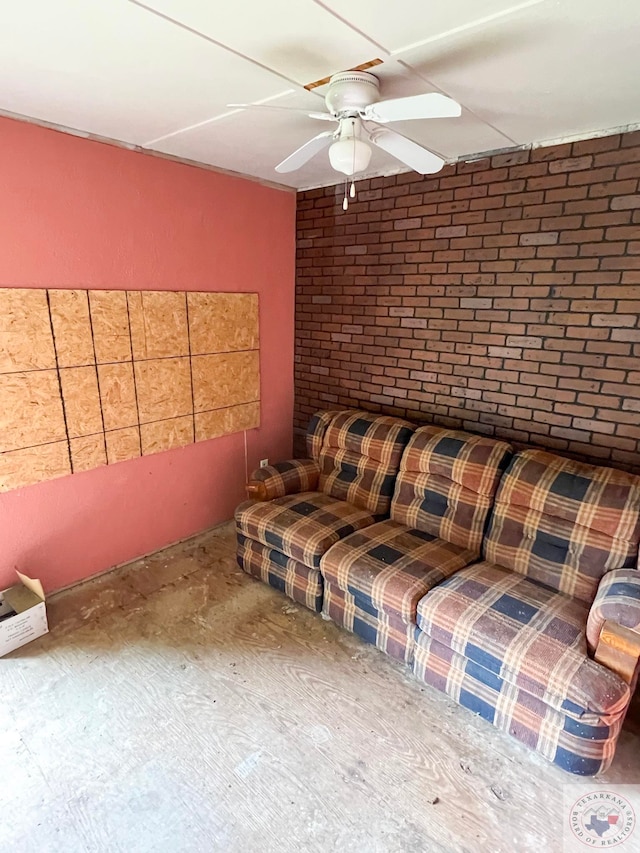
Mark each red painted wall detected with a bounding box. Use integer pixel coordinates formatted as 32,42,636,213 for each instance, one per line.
0,117,295,592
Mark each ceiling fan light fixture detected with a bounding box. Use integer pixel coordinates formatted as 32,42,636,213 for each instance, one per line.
328,137,372,176
270,70,461,187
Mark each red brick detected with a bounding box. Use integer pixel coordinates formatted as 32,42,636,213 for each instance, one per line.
611,195,640,210
568,167,616,186
435,224,468,238
572,135,620,156
580,242,626,257
507,336,543,349
544,186,588,203
596,146,640,166
617,162,640,180
590,180,637,199
548,156,593,173
520,232,559,245
531,143,574,162
527,174,567,191
585,211,632,227
523,202,563,219
492,149,530,168
509,163,548,179
559,228,604,244
565,199,608,214
621,132,640,148
601,256,640,270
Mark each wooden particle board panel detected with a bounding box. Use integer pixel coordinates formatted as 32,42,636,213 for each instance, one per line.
97,363,139,431
134,357,192,423
89,290,132,364
195,402,260,442
192,351,260,412
0,370,67,452
141,416,194,456
49,290,94,367
188,293,259,354
59,367,103,438
0,287,260,492
0,289,56,373
128,291,189,360
0,441,70,492
70,434,107,473
105,427,141,464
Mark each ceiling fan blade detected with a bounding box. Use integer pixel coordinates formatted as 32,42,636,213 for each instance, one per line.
227,104,335,121
363,92,461,123
275,131,335,173
369,128,445,175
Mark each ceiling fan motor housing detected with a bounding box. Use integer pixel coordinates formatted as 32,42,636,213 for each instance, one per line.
325,71,380,115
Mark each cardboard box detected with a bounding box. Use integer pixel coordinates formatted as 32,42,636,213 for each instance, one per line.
0,572,48,657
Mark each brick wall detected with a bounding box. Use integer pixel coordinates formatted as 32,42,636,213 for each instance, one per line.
294,130,640,471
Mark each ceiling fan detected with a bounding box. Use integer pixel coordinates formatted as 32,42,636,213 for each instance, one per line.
230,70,461,198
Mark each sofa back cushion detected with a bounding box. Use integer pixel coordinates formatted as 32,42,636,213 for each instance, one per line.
306,410,342,462
318,411,414,515
484,449,640,604
391,427,513,552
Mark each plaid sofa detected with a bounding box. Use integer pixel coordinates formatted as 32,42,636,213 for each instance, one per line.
235,410,414,611
320,426,513,662
236,410,640,775
412,449,640,775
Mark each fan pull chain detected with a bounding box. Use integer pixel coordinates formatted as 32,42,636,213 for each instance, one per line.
349,134,357,202
343,179,348,211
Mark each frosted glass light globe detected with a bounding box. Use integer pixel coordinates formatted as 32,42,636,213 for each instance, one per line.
328,137,372,176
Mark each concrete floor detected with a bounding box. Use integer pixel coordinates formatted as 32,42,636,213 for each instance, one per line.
2,521,640,853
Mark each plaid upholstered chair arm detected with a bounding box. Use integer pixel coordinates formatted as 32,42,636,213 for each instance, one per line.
587,569,640,685
245,459,320,501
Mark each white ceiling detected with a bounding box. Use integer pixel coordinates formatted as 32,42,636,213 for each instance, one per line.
0,0,639,190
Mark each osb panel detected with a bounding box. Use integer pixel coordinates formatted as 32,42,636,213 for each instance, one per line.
105,427,141,464
60,367,103,438
0,441,70,492
187,293,259,354
70,434,107,473
135,357,192,423
0,370,67,453
195,402,260,442
0,287,260,493
98,362,139,431
0,289,56,373
89,290,132,363
192,351,260,412
140,416,194,456
128,291,189,360
49,290,94,367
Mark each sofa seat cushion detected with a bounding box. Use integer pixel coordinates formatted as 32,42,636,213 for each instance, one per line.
235,492,376,569
237,533,323,612
320,519,476,625
416,561,629,720
412,632,625,776
323,580,416,663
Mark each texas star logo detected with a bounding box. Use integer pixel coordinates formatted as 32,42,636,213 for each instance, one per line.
570,791,636,848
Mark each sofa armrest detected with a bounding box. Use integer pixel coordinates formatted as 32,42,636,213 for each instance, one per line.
587,569,640,652
246,459,320,501
594,621,640,685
